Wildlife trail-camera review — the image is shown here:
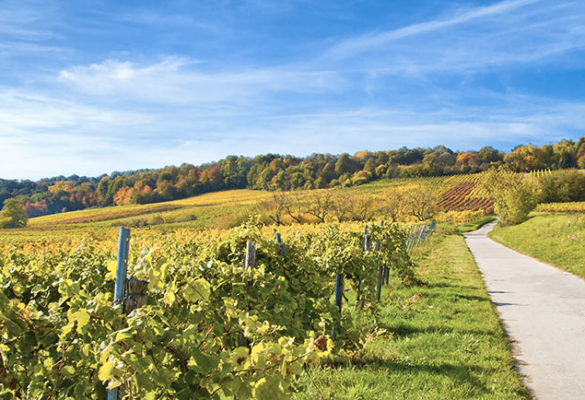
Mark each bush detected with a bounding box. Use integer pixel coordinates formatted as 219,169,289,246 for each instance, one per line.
482,167,536,225
0,198,28,228
536,169,585,203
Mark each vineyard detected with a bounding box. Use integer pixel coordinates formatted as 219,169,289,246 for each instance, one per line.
437,175,494,213
535,201,585,213
0,220,433,399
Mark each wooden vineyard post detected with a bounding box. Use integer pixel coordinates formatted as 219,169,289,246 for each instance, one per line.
356,225,370,306
331,273,343,338
380,220,389,286
240,241,257,346
245,241,257,270
107,227,130,400
276,233,286,257
376,220,383,301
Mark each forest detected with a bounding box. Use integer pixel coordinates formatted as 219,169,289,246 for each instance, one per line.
1,138,584,218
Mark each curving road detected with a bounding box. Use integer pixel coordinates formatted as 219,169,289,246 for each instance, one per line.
464,222,585,400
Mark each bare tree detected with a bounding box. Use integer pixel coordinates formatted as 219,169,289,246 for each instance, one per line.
403,184,440,221
304,191,334,223
378,189,405,222
283,192,304,223
332,193,355,222
257,191,289,225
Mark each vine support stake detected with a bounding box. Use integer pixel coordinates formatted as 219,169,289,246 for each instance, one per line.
357,225,370,305
245,241,257,270
107,227,131,400
332,273,343,338
376,220,383,300
405,225,415,250
276,233,286,257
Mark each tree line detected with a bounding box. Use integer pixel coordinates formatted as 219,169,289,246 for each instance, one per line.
1,138,585,218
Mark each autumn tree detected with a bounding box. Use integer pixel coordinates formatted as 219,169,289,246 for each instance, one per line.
379,189,404,221
283,195,305,224
402,184,440,221
304,192,334,223
331,193,354,222
0,198,28,228
482,167,536,225
258,191,290,225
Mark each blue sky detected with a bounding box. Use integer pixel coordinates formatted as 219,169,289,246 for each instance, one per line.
1,0,585,179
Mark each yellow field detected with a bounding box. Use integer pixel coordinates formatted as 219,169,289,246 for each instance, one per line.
0,174,492,250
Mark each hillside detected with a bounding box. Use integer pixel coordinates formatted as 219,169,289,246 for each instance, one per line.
0,175,491,248
1,137,584,220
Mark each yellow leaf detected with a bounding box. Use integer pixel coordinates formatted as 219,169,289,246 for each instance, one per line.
71,310,90,333
98,361,115,381
163,290,176,306
105,261,118,281
114,329,134,343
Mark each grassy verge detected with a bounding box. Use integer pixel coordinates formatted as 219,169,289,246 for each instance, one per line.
490,213,585,279
294,234,528,399
457,216,497,233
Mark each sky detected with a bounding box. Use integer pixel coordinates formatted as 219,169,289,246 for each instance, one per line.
1,0,585,180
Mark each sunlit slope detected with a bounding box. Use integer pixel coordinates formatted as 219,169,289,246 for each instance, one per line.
28,189,273,228
26,174,493,230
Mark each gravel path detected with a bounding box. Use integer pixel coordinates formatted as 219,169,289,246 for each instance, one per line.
464,222,585,400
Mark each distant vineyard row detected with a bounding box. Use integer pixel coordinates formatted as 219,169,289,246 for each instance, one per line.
438,175,494,213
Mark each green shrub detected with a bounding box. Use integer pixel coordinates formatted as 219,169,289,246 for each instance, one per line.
482,167,536,225
0,198,28,228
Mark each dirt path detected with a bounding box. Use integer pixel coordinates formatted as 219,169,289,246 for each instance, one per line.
464,222,585,400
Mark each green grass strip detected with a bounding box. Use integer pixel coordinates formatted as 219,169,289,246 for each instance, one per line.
490,213,585,279
295,235,529,400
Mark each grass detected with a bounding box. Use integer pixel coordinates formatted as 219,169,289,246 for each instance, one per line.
294,234,529,400
490,213,585,279
457,216,497,233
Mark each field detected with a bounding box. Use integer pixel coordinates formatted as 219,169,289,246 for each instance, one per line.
490,213,585,279
437,174,493,213
0,174,493,249
535,201,585,213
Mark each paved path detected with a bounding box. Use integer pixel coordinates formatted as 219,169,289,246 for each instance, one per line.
464,222,585,400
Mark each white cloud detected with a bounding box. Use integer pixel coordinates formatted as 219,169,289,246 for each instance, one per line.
325,0,539,60
58,57,345,104
319,0,585,75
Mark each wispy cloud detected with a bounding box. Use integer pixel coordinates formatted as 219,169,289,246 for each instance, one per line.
319,0,585,75
1,0,585,179
325,0,539,59
58,57,345,104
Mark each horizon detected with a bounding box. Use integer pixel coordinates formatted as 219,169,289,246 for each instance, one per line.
2,0,585,180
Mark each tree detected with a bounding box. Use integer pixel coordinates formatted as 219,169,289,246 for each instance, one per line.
334,154,358,176
258,192,290,225
482,167,536,225
379,189,404,221
304,192,334,223
0,198,28,228
402,184,440,221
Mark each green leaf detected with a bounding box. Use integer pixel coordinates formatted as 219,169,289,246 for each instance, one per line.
182,278,211,302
